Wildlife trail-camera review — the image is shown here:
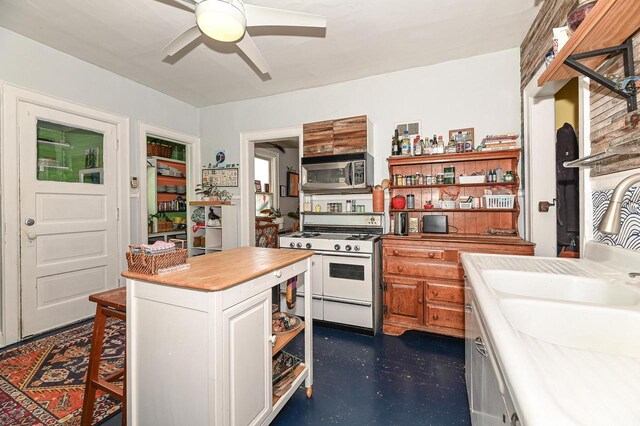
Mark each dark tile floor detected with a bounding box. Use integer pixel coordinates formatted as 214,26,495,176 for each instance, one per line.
103,324,470,425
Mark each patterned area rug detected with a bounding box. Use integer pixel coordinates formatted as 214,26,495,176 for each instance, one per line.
0,318,125,425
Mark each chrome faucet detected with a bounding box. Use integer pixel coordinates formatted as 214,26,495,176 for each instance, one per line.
598,173,640,235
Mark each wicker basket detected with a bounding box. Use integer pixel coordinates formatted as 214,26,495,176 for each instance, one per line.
160,145,173,158
126,239,187,275
147,142,160,157
157,220,174,232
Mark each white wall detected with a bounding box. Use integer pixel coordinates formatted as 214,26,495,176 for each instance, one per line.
0,28,199,241
200,48,522,191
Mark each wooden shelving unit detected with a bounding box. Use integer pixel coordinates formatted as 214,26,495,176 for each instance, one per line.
272,364,306,406
538,0,640,86
388,149,522,235
272,322,305,356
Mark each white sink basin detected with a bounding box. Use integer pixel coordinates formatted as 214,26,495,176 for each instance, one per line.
482,270,640,306
499,298,640,357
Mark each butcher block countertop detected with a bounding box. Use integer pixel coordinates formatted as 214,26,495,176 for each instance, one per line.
122,247,313,292
382,233,535,246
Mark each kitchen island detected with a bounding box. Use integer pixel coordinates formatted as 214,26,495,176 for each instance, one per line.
123,247,314,426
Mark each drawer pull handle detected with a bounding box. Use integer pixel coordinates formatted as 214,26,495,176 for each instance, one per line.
432,314,439,321
393,250,399,255
397,266,404,272
428,252,435,258
432,290,439,297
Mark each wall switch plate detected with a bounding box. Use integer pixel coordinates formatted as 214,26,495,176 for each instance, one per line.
131,177,138,189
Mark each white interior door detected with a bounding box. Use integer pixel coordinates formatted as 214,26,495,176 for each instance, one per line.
19,103,119,337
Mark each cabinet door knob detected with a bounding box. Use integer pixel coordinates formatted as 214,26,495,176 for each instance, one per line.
393,250,399,255
428,252,435,258
397,266,403,272
432,290,439,296
432,314,439,320
274,270,282,278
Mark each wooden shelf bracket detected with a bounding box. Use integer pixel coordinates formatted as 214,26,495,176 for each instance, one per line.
564,36,638,112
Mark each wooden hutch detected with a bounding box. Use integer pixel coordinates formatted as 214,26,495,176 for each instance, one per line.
382,149,534,338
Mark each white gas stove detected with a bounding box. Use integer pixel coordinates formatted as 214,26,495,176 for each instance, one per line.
279,213,384,333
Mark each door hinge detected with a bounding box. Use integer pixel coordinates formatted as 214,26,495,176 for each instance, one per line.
116,208,120,221
383,282,387,291
116,138,120,151
383,304,388,315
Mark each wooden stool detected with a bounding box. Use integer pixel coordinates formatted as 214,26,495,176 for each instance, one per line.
81,287,126,426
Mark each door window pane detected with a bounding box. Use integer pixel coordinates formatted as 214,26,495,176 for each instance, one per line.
37,120,104,184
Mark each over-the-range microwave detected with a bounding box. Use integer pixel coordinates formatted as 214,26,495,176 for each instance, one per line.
301,152,373,194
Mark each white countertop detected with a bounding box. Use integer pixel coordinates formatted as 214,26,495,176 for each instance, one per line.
461,242,640,425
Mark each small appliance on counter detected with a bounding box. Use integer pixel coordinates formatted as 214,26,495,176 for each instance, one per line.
393,212,409,236
423,215,449,234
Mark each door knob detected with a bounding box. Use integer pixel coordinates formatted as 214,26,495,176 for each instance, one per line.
27,232,37,240
25,218,35,226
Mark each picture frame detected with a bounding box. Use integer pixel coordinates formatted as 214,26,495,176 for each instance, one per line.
255,180,262,192
448,127,474,148
202,167,238,187
287,171,299,197
280,185,287,197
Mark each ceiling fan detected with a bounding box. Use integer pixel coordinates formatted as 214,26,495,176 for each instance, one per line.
162,0,327,74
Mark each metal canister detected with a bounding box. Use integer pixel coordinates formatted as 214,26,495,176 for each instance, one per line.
426,175,433,185
406,194,415,209
436,173,445,184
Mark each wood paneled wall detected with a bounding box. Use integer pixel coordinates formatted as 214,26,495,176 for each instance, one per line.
589,33,640,177
520,0,578,91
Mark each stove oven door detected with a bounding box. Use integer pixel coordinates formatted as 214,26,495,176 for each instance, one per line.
322,253,372,302
322,253,373,328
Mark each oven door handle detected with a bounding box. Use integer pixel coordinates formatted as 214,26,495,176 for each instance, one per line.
323,296,372,307
322,253,371,259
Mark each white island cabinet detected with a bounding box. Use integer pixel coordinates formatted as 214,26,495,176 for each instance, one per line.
123,247,314,426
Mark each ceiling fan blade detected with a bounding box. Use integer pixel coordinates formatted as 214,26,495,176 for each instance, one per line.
162,26,202,56
171,0,197,11
236,33,270,74
244,4,327,29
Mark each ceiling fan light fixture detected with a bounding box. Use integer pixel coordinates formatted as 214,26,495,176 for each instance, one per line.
196,0,247,43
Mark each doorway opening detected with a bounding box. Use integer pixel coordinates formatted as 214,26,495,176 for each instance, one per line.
554,78,581,257
254,138,301,247
146,137,189,246
137,122,200,254
239,127,303,247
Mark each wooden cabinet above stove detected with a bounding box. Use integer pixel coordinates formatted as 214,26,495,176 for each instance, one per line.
303,115,371,157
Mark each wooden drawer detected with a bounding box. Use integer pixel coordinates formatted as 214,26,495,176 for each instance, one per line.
427,281,464,304
384,246,445,261
426,304,464,330
384,257,463,280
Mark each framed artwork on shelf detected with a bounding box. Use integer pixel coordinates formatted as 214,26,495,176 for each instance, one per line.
448,127,474,150
202,167,238,187
255,180,262,192
287,172,299,197
280,185,287,197
264,183,270,193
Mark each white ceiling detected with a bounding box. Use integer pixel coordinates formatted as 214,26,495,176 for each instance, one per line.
0,0,540,107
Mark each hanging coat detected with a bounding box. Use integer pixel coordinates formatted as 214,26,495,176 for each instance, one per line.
556,122,580,246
